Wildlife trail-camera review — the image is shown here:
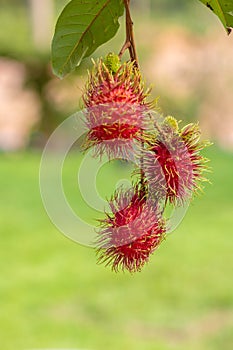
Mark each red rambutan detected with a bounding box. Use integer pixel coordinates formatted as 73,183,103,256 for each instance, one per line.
82,57,152,159
144,116,210,204
96,185,166,273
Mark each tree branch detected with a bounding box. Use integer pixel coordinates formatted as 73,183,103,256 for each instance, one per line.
119,0,139,66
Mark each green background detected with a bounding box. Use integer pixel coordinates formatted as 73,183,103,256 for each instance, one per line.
0,1,233,349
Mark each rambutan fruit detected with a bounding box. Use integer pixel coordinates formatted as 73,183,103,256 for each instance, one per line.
144,116,210,204
96,185,166,273
82,56,152,159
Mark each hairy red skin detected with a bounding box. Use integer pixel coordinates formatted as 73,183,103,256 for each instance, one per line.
96,186,165,273
82,60,152,159
88,123,140,141
144,123,209,204
83,60,149,108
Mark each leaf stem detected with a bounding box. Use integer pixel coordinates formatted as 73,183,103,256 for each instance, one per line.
119,1,145,192
119,0,139,66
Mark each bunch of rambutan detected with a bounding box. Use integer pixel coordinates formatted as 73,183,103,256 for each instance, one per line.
81,53,210,273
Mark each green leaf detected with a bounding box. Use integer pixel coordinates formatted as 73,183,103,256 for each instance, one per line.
52,0,124,78
199,0,233,33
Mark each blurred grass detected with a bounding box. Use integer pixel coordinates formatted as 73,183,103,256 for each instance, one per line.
0,146,233,350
